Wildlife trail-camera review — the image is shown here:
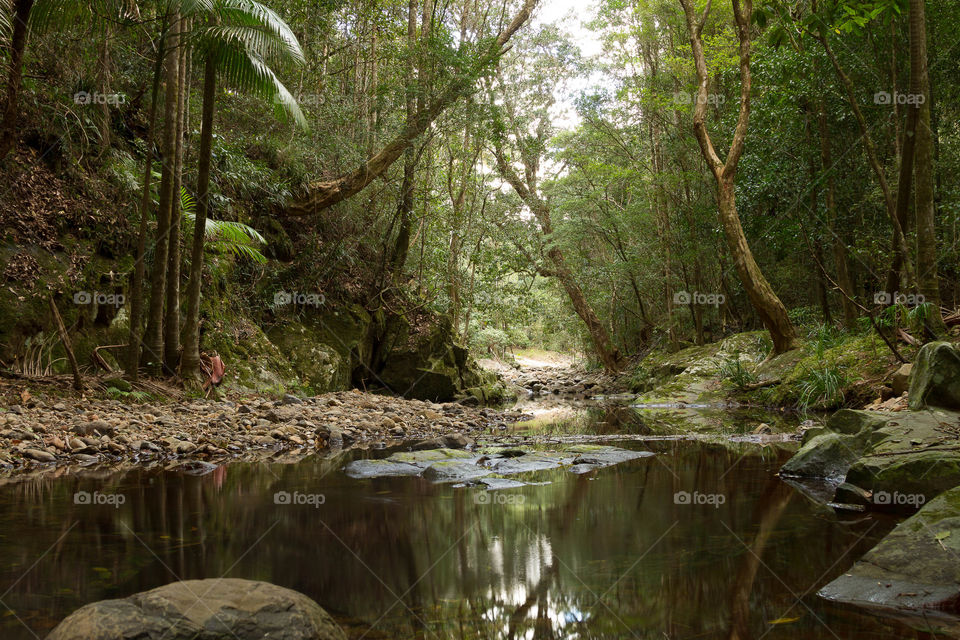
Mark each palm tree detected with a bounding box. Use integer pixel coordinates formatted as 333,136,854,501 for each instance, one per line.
179,0,305,380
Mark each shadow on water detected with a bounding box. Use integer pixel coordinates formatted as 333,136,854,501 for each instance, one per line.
0,407,946,639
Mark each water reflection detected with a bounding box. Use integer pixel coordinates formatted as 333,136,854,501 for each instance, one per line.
0,439,940,639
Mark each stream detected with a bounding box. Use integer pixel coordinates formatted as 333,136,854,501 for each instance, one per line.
0,387,937,639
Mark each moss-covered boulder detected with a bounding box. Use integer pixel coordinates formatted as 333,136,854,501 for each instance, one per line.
779,410,891,480
908,341,960,410
819,485,960,619
377,315,492,402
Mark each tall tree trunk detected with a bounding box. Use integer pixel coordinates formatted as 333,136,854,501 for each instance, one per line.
97,23,113,153
180,56,217,379
680,0,797,354
143,14,181,375
0,0,35,160
126,28,170,379
911,0,944,334
164,16,190,371
817,103,857,327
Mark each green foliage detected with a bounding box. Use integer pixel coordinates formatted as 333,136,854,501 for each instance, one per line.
180,187,267,263
798,364,848,410
718,353,758,390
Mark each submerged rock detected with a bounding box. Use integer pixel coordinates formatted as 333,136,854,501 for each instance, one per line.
46,578,346,640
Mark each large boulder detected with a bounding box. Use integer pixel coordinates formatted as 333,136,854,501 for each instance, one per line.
908,341,960,410
46,579,346,640
778,410,888,480
819,485,960,621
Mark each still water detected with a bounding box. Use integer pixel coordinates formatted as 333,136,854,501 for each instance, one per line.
0,407,940,639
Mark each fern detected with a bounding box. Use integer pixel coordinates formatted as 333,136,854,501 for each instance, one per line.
180,187,267,263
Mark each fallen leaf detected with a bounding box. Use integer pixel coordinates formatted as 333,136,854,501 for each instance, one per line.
768,617,800,625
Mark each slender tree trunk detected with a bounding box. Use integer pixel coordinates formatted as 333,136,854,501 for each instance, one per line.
143,14,181,374
817,103,857,327
164,16,190,371
911,0,945,334
97,24,113,153
126,30,169,380
680,0,797,354
180,56,217,379
0,0,35,160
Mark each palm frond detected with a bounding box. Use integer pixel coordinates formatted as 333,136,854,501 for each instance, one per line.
180,187,267,263
215,0,303,64
202,39,306,127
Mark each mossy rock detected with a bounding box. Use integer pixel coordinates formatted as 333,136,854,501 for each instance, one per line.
908,341,960,410
819,485,960,618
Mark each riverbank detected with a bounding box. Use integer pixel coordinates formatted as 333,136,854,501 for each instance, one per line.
0,388,529,480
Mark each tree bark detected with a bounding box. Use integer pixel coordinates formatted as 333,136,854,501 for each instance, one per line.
180,56,217,379
679,0,797,354
126,25,170,379
0,0,35,160
164,16,190,371
143,14,181,375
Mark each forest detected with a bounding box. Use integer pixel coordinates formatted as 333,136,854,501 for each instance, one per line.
2,0,960,639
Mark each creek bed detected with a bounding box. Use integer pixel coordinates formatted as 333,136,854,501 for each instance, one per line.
0,400,942,639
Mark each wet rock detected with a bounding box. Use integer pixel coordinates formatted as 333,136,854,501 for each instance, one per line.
46,578,347,640
344,459,423,479
423,460,491,482
565,445,654,473
819,485,960,617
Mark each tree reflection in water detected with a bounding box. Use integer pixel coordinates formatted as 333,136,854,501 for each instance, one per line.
0,439,930,639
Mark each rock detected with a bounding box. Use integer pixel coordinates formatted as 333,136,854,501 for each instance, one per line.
22,448,56,462
752,423,772,435
819,485,960,621
74,420,116,437
565,445,655,474
237,405,252,414
440,433,471,449
175,441,197,455
779,410,890,480
891,363,913,396
281,394,303,405
908,341,960,410
343,459,423,479
423,460,492,482
46,578,346,640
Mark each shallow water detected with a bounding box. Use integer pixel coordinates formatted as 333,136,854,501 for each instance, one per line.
0,403,943,639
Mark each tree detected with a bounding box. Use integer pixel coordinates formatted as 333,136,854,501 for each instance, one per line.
180,0,306,379
679,0,797,354
285,0,538,216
